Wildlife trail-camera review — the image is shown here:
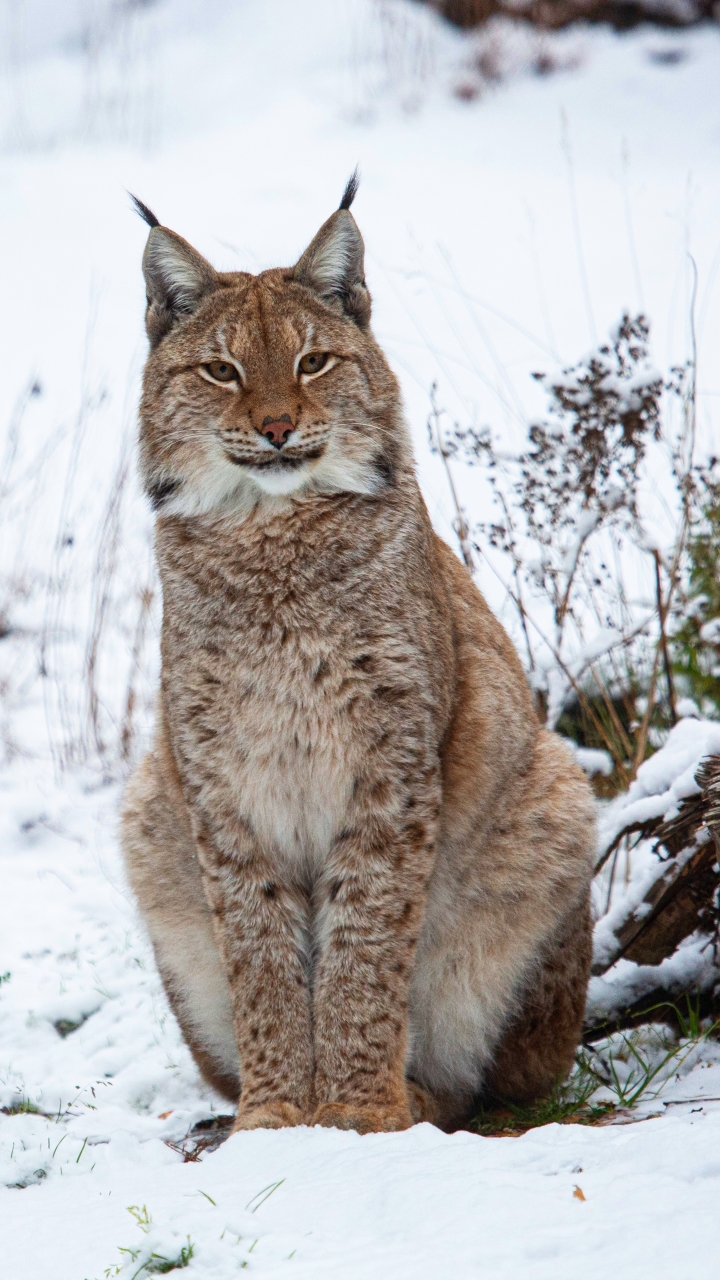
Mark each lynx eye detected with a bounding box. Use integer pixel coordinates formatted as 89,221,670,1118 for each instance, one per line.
299,351,329,376
204,360,239,383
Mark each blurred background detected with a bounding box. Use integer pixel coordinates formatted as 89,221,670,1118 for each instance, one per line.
2,0,720,1214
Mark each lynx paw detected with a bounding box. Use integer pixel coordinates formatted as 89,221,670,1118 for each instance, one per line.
311,1101,413,1134
232,1102,306,1132
405,1080,441,1126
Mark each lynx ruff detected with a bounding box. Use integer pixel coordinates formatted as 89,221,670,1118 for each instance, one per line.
121,176,596,1135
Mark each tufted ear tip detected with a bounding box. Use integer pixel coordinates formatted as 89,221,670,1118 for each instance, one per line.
293,203,370,327
129,192,160,228
338,167,360,211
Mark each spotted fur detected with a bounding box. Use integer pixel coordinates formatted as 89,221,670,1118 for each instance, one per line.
121,190,596,1133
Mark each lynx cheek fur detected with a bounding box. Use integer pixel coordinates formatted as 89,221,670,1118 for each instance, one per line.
121,178,596,1134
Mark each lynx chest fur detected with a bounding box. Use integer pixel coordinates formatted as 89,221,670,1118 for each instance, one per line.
122,177,596,1136
158,493,452,884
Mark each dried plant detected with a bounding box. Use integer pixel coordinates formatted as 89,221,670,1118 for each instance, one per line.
429,310,710,784
1,351,157,781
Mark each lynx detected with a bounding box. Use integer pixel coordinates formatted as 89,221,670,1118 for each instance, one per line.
121,176,595,1134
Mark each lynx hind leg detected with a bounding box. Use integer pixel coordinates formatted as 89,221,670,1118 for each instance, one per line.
484,893,592,1105
409,730,595,1126
121,747,240,1101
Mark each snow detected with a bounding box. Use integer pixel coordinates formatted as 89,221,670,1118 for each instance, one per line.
564,741,614,777
699,617,720,645
3,1,720,1276
590,717,720,978
676,696,702,718
599,717,720,853
587,718,720,1036
4,767,718,1280
5,1103,720,1279
588,930,720,1019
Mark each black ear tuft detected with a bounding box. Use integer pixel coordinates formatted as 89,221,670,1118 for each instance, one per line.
338,167,360,212
130,193,160,229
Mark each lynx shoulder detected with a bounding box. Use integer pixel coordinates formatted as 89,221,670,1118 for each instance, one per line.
121,177,596,1134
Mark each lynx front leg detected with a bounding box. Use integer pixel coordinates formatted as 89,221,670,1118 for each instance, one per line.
311,793,438,1134
195,828,314,1131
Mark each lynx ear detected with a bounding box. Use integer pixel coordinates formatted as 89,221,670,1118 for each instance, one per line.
293,175,370,326
142,230,219,346
132,198,220,347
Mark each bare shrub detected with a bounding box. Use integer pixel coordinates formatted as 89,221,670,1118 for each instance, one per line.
0,360,157,780
348,0,439,120
429,309,716,787
1,0,160,152
669,461,720,716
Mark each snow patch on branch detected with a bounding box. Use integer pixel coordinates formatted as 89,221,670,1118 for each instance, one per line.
598,717,720,855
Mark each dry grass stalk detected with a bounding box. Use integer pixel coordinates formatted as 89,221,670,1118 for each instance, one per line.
84,442,131,770
120,584,155,765
428,298,708,791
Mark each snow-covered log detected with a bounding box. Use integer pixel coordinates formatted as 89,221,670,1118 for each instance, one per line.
587,719,720,1034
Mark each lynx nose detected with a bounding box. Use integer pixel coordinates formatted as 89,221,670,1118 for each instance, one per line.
259,414,294,450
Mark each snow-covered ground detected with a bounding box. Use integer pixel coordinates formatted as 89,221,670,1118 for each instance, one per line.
3,752,720,1279
2,2,720,1276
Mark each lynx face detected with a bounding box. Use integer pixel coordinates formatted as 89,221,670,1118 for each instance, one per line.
137,188,403,518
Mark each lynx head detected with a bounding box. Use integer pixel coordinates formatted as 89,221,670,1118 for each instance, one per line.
134,175,408,518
